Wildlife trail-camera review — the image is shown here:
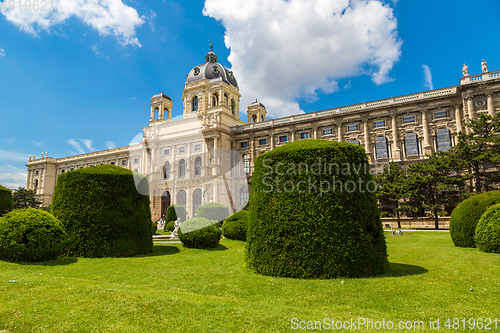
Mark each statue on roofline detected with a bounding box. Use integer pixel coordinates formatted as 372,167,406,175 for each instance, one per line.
482,59,488,73
462,63,469,76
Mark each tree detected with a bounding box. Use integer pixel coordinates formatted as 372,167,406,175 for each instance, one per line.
375,162,406,228
454,113,500,193
405,152,464,229
12,187,42,209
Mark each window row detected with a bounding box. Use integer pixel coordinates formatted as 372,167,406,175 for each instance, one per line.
162,157,203,179
191,94,237,115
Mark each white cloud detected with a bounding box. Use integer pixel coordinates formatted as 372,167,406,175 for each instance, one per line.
422,64,434,90
0,48,5,57
81,139,93,151
0,150,29,162
105,141,116,149
32,140,44,147
67,139,85,154
0,165,27,189
0,0,144,47
203,0,401,118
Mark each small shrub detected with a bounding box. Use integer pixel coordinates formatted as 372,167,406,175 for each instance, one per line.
51,165,152,258
450,191,500,248
151,221,158,235
475,204,500,253
196,202,229,223
0,208,67,262
178,217,221,248
222,210,249,241
164,221,175,232
0,185,12,216
166,204,187,223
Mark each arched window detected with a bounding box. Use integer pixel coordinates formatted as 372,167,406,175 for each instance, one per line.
240,186,249,208
405,132,419,156
163,161,170,179
161,191,171,218
231,99,236,115
252,115,257,123
195,157,202,176
177,190,186,208
163,108,169,120
192,96,198,112
224,93,229,107
212,93,218,107
243,154,250,174
179,159,186,178
192,188,202,216
154,108,159,120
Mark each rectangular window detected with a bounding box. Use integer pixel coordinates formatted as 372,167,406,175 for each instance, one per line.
347,124,358,132
405,132,419,156
436,128,452,152
349,140,360,145
179,147,185,153
259,138,267,145
134,158,139,164
164,149,170,155
301,132,310,139
434,110,447,119
323,128,333,135
110,162,115,165
279,135,288,143
122,160,127,166
402,115,415,124
240,142,248,148
35,170,39,176
195,144,201,151
374,120,385,128
375,137,389,159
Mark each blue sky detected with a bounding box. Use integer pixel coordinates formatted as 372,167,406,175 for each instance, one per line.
0,0,499,189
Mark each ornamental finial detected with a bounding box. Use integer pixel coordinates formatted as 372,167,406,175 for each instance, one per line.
209,40,213,52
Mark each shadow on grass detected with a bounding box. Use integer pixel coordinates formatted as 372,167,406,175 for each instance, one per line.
15,257,78,266
380,262,428,278
138,245,181,257
203,244,228,251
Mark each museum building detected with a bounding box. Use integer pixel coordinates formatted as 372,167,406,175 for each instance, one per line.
26,49,500,220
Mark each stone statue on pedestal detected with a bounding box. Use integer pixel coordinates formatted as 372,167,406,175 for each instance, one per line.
172,218,181,238
482,59,488,73
462,63,469,76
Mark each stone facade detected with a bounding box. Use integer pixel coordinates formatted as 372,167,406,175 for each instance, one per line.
26,55,500,220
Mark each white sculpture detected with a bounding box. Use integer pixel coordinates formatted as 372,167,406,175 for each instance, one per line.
482,59,488,73
462,63,469,76
172,218,181,238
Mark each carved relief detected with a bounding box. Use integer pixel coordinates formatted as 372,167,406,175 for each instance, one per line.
474,96,488,111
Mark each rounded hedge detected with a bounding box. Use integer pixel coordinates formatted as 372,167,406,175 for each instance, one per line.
475,204,500,253
151,221,158,235
166,204,186,223
196,202,229,223
222,210,249,241
0,185,12,216
0,208,67,262
246,139,388,279
178,217,221,248
51,165,153,258
164,220,175,232
450,191,500,248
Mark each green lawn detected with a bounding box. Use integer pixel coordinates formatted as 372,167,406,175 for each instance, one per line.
1,232,500,332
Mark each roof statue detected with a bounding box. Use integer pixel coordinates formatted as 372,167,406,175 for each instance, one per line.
462,63,469,76
482,59,488,73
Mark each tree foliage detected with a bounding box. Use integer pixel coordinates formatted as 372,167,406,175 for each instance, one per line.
12,187,42,209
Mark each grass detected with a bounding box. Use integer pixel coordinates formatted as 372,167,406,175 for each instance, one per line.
1,232,500,332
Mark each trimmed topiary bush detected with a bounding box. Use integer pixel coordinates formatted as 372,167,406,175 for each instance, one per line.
178,217,221,248
475,204,500,253
0,208,67,262
166,204,187,223
51,165,152,258
450,191,500,248
164,220,175,232
151,221,158,235
196,202,229,223
246,139,388,279
222,210,249,241
0,185,12,216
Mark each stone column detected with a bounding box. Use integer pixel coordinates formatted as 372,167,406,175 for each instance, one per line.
270,132,275,149
391,115,401,161
250,136,255,174
313,127,318,139
422,110,432,155
455,105,464,133
214,137,219,176
467,97,476,121
291,130,295,142
337,124,343,142
487,94,495,116
363,120,372,162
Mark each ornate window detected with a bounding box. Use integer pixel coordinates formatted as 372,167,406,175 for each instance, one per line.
179,159,186,178
240,142,248,148
375,136,389,159
374,120,385,128
212,93,218,107
231,99,236,115
301,132,310,139
163,161,170,179
349,140,360,145
402,115,415,124
192,96,199,112
436,128,452,152
434,110,447,119
347,124,358,132
259,138,267,145
243,154,250,174
405,132,419,156
195,157,202,176
323,128,333,135
279,135,288,143
240,186,249,208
